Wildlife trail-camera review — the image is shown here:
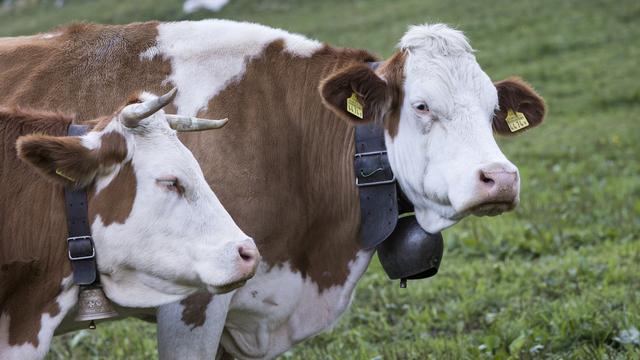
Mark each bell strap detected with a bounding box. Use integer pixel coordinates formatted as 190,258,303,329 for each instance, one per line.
354,120,399,249
64,124,98,286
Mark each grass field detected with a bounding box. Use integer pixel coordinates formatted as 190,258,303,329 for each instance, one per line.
2,0,639,358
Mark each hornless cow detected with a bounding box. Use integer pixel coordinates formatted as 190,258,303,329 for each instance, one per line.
0,20,546,359
0,90,260,359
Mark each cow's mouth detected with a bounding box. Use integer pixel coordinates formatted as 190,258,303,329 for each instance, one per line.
207,279,247,294
468,201,516,217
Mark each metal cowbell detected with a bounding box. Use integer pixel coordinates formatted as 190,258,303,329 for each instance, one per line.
75,287,119,328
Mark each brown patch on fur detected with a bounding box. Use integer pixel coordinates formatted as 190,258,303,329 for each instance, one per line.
378,51,407,138
0,21,170,120
493,77,546,135
0,111,72,346
88,160,136,226
96,131,128,167
180,291,213,329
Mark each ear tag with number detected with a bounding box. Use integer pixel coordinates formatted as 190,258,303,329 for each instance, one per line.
346,92,364,119
505,109,529,132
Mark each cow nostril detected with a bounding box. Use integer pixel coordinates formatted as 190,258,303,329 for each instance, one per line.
237,245,259,264
238,247,252,261
479,171,495,185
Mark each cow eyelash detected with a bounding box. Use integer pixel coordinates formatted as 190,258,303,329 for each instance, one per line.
156,177,184,195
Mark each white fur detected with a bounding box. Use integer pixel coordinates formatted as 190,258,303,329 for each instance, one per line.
139,19,322,116
386,24,518,232
0,276,77,360
216,251,372,359
157,292,234,359
156,251,372,360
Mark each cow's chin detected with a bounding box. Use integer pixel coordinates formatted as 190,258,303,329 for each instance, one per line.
415,207,458,233
467,201,517,217
414,199,517,233
207,279,247,294
100,271,199,308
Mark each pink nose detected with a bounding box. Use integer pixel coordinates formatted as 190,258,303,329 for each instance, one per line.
236,241,260,275
478,165,519,203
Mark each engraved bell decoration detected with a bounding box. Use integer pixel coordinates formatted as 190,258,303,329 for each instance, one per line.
75,287,119,329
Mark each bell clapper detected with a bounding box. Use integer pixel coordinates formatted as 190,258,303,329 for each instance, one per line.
89,320,96,330
400,278,407,288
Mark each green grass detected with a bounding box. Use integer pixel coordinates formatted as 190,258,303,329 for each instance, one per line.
2,0,638,358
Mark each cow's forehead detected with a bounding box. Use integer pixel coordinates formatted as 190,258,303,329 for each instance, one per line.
398,24,498,115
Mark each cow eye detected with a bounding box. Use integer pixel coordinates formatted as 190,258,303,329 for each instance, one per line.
156,177,184,195
414,103,429,113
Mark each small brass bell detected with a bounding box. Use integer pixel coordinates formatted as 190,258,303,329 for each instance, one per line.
75,287,119,329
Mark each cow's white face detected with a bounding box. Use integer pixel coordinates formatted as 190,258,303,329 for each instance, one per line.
387,25,519,232
17,91,260,308
320,23,545,234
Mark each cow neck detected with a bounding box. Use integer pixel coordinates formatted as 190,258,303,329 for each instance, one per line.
192,43,381,292
0,112,72,347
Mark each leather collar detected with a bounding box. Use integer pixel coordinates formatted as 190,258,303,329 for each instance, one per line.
64,124,99,286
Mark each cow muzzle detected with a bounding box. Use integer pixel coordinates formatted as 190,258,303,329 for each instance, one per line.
203,239,261,294
461,163,520,217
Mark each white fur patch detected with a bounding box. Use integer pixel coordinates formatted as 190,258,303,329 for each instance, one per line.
221,251,373,359
399,23,474,56
0,276,77,360
139,19,322,116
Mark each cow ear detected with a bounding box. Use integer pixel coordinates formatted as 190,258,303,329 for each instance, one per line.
320,64,391,124
16,134,99,187
493,77,546,136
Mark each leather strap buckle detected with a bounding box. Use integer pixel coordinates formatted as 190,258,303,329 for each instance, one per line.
355,150,396,187
67,236,96,261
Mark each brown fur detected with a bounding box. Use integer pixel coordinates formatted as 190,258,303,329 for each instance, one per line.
377,51,407,137
1,106,135,345
493,77,546,135
0,110,72,346
0,22,168,119
180,292,214,329
88,161,136,226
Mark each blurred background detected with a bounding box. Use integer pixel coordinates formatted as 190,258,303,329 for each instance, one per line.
2,0,638,359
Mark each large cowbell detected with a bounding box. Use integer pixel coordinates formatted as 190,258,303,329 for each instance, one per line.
377,216,444,287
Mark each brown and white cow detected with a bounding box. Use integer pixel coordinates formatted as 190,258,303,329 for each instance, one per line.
0,90,260,359
0,20,545,359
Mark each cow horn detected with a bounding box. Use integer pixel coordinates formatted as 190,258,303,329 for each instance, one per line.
121,87,177,128
165,115,228,131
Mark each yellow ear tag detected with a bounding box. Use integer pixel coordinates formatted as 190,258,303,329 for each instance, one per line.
55,169,76,182
346,92,364,119
505,109,529,132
